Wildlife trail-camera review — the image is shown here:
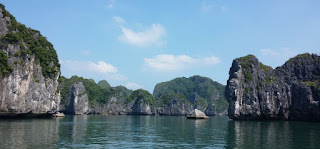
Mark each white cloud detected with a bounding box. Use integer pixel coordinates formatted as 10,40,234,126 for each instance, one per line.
118,24,166,47
144,54,220,72
125,82,143,90
113,16,125,23
89,61,118,73
61,60,126,81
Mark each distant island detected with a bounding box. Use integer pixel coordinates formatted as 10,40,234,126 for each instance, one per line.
0,3,319,121
59,75,227,116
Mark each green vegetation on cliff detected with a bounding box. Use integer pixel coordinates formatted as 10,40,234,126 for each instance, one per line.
127,89,154,105
237,55,255,82
98,80,111,89
285,53,320,69
287,53,314,64
153,75,228,113
0,50,12,77
237,55,278,86
302,81,320,90
155,93,190,106
59,76,107,106
60,76,132,107
259,62,278,86
259,62,272,72
0,4,60,78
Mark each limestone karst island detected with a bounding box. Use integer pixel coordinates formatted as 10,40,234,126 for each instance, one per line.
0,1,319,148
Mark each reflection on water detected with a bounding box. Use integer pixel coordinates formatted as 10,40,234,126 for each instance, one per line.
58,115,89,147
225,120,320,149
0,115,320,148
0,118,60,148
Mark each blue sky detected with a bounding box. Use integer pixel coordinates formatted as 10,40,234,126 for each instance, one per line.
1,0,319,92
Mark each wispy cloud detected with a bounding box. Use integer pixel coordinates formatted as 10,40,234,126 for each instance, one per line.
260,49,279,56
125,82,143,90
201,1,228,13
260,48,297,58
259,48,298,67
143,54,220,72
81,50,91,56
113,16,125,23
118,24,166,47
61,60,126,81
106,0,115,9
201,1,213,12
220,6,227,13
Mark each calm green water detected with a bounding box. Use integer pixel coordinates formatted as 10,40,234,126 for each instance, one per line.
0,115,320,148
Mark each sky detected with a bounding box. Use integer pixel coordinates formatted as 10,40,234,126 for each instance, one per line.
1,0,319,92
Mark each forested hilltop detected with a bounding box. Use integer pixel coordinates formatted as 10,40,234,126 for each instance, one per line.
153,75,228,115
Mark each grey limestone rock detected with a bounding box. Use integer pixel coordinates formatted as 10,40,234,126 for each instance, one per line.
205,104,216,116
0,6,60,117
132,97,152,115
187,109,209,119
64,82,88,115
225,54,320,121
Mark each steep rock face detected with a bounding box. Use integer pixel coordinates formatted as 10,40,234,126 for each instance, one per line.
0,4,60,116
89,94,134,115
205,104,216,116
100,86,133,115
132,98,152,115
226,54,320,121
64,82,88,115
279,54,320,120
155,97,193,116
130,89,154,115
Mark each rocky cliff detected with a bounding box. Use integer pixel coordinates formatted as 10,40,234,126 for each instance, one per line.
0,4,60,117
205,104,216,116
130,89,154,115
226,53,320,121
62,82,88,115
